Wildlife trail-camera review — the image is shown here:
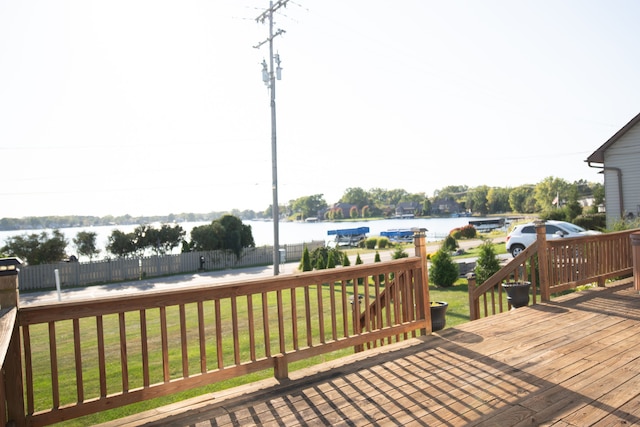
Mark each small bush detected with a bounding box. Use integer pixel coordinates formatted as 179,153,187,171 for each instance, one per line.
365,238,377,249
474,241,501,285
442,235,458,252
458,224,477,239
392,246,409,259
377,237,390,249
429,249,459,287
573,213,606,231
299,246,312,272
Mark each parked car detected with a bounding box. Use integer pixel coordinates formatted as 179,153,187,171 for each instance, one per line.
505,220,601,257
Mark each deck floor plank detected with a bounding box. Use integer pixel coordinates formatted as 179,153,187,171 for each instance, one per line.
99,281,640,427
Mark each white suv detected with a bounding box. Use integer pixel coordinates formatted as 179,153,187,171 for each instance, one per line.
505,220,601,257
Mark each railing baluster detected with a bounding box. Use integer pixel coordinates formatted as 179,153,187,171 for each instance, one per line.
214,299,223,369
179,305,189,377
261,293,271,357
290,289,299,350
159,307,169,383
140,309,150,387
231,297,240,366
247,295,257,359
277,290,285,353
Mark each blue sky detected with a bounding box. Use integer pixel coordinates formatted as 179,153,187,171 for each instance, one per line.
1,0,639,218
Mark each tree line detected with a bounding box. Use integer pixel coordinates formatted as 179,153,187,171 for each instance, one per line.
0,215,255,265
287,177,603,220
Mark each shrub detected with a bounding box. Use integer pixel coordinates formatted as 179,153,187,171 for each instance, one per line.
392,246,409,259
365,238,377,249
429,248,459,287
342,252,351,267
378,237,390,249
355,253,364,284
326,250,336,269
442,235,458,252
458,224,477,239
573,213,606,231
299,246,312,272
474,241,501,285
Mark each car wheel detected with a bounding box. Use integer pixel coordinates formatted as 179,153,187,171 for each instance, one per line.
510,244,525,257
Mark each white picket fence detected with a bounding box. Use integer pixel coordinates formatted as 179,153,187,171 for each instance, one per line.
19,241,325,291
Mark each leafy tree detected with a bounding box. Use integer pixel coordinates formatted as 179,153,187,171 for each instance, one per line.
1,230,68,265
290,194,327,220
564,184,583,221
591,182,605,214
106,230,137,258
187,215,254,258
429,248,459,287
509,186,536,213
434,185,468,200
300,246,312,271
474,241,501,285
73,231,100,261
349,206,359,219
466,186,489,215
156,224,186,255
340,187,371,209
534,176,570,211
486,187,511,213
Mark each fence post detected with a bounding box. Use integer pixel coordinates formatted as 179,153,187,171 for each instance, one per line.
535,221,551,302
631,232,640,292
413,228,431,334
0,258,26,426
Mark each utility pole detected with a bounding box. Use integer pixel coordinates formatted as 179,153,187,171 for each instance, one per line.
254,0,289,276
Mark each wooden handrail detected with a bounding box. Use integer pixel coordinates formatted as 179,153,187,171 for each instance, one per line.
469,225,638,321
16,238,430,426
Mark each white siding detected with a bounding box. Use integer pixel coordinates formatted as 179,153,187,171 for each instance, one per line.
604,124,640,228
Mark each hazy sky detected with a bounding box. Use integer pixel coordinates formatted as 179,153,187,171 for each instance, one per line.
1,0,639,218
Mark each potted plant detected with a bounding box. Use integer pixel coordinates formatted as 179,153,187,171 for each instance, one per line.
430,301,448,332
501,281,531,309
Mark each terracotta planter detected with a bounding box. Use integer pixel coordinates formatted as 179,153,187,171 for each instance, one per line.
501,282,531,309
430,301,448,332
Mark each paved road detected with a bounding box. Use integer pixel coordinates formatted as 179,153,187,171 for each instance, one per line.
20,237,506,307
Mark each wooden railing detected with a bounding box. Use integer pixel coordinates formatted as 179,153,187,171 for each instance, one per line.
469,222,638,320
468,241,541,321
0,259,25,427
4,233,430,426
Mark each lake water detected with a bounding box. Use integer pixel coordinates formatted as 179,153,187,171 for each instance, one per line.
0,217,497,260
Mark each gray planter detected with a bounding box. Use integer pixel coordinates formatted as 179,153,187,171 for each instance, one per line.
430,301,448,331
502,281,531,309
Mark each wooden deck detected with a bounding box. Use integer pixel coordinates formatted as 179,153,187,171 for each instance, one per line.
101,279,640,427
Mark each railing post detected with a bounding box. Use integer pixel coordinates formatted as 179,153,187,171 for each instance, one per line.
535,221,551,302
631,232,640,292
0,258,25,427
467,273,478,321
413,228,431,334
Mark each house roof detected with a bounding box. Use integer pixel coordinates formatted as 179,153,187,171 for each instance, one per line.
586,112,640,164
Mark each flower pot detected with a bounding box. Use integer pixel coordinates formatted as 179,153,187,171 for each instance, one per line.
501,282,531,309
430,301,448,332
